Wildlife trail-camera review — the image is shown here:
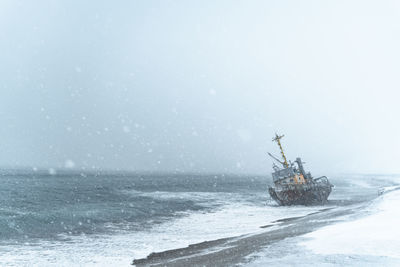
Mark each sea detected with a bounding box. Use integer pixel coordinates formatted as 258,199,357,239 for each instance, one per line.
0,170,398,266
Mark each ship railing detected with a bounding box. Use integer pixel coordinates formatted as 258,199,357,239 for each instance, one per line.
313,176,330,184
274,178,331,192
310,176,333,188
275,183,309,191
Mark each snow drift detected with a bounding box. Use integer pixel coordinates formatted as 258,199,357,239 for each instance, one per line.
302,186,400,259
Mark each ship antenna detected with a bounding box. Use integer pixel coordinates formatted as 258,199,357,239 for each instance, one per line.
272,133,289,168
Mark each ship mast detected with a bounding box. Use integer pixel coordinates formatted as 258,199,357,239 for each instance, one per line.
272,133,289,168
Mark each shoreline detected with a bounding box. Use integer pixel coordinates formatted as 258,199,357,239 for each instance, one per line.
132,203,362,266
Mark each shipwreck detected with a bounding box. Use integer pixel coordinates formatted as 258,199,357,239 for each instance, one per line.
268,134,333,206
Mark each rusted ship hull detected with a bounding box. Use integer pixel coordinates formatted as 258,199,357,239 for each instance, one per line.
269,183,332,206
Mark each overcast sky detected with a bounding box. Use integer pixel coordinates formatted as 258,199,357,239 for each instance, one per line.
0,0,400,175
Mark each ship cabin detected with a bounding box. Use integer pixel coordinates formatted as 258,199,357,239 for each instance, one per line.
272,165,306,186
270,134,308,187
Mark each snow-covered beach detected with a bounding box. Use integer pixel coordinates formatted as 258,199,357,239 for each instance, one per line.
302,186,400,262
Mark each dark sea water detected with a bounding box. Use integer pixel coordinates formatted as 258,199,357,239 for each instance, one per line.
0,171,396,266
0,171,266,243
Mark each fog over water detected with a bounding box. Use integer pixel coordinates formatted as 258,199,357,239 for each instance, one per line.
1,1,400,174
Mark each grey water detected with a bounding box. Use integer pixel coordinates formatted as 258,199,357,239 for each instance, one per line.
0,170,266,244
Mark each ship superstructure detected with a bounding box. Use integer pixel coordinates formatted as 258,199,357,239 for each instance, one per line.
268,134,333,205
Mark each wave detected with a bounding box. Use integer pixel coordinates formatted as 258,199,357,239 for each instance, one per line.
0,196,323,266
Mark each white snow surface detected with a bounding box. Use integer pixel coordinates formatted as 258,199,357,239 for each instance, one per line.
301,187,400,259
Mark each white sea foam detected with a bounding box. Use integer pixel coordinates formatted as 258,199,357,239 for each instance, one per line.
0,192,322,266
125,190,244,205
